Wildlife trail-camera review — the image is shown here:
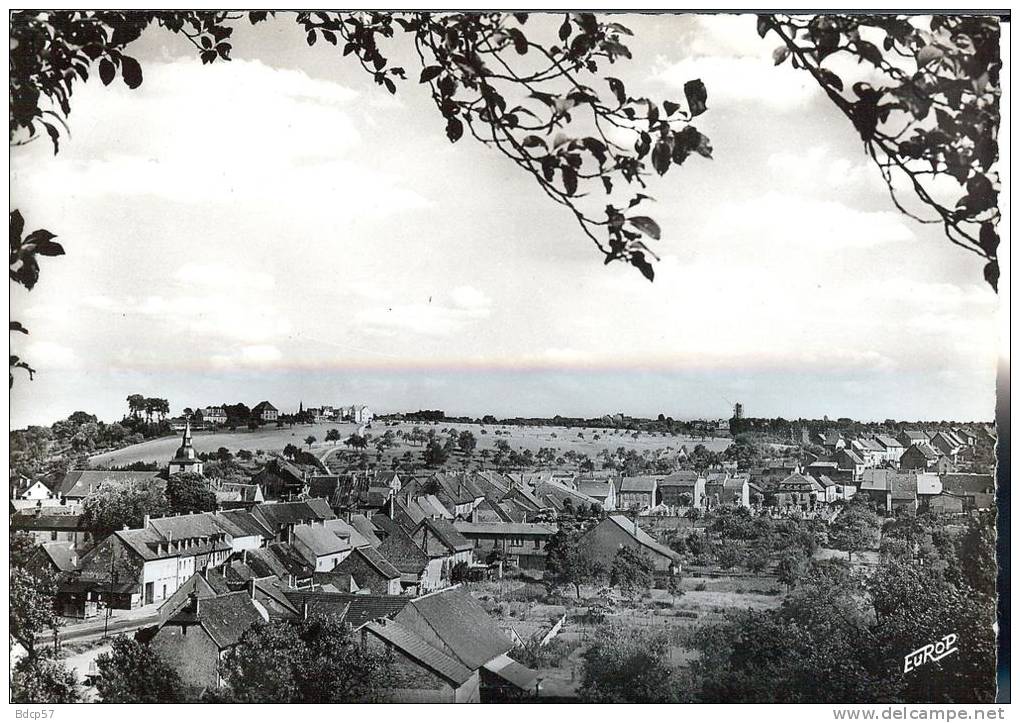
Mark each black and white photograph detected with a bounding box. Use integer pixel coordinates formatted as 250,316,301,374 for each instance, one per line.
8,8,1008,708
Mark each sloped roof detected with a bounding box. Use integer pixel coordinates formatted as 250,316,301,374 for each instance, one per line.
576,480,614,499
40,543,77,572
283,590,410,629
838,448,866,465
605,516,681,563
350,511,385,545
194,592,267,649
11,513,86,531
454,522,556,537
149,512,222,541
335,545,400,581
418,518,472,553
404,586,513,669
620,476,658,493
215,509,273,538
875,435,903,449
253,500,334,531
658,471,701,487
266,543,316,578
907,443,940,460
293,524,349,557
776,472,821,492
59,470,161,498
323,518,370,549
373,516,429,575
940,473,994,494
364,619,472,685
244,547,293,580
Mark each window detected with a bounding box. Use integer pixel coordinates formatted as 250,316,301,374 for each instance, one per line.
51,531,58,541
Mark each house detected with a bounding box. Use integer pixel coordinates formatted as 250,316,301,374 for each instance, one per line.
704,472,729,509
897,430,930,449
251,499,335,543
167,420,204,477
850,438,886,468
816,475,856,504
328,545,402,595
251,401,279,423
575,479,617,511
835,448,867,481
722,474,750,508
147,588,269,694
214,482,264,509
26,542,79,578
292,523,351,572
534,481,599,515
617,476,658,511
251,459,308,499
900,443,941,471
929,431,966,461
581,515,681,576
773,473,823,510
813,431,846,452
858,470,918,513
413,518,474,577
210,509,273,550
380,586,536,702
875,435,905,464
340,404,373,424
939,473,995,511
196,406,227,425
58,469,163,504
453,522,556,571
11,511,94,547
12,478,55,501
74,518,231,609
373,514,433,594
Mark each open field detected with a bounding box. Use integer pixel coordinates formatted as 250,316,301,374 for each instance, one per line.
469,573,784,699
89,420,731,468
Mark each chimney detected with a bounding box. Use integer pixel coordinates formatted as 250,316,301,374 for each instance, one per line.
241,549,248,565
302,601,309,620
143,514,151,529
190,592,200,614
247,578,256,600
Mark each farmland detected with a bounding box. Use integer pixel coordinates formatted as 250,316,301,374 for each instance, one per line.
88,420,732,468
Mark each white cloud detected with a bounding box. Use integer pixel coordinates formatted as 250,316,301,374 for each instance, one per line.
706,192,915,250
356,288,492,337
210,344,283,369
767,146,880,192
174,263,275,291
26,341,78,369
12,57,430,212
654,55,818,111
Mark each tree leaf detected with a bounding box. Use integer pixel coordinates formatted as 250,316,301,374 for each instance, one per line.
120,56,143,89
507,28,528,55
10,210,24,244
419,65,443,83
445,117,463,143
10,321,29,334
757,15,771,38
627,216,661,240
99,58,116,86
562,166,578,196
521,135,547,149
651,139,672,176
773,46,790,65
34,240,65,257
684,79,708,117
631,252,655,282
606,77,626,106
662,100,680,117
559,19,571,42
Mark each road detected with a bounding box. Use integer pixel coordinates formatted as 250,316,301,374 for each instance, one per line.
57,608,161,646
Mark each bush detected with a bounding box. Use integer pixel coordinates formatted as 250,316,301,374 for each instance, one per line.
694,582,708,591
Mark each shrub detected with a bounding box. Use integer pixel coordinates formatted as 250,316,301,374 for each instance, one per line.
694,582,708,591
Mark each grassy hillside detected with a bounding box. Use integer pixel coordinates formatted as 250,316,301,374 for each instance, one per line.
89,420,731,468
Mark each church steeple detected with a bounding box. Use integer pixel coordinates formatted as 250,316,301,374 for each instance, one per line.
299,401,304,414
168,417,202,476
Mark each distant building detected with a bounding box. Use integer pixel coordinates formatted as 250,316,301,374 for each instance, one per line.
197,406,227,425
252,401,279,422
581,516,681,575
658,471,705,509
168,419,204,477
900,443,941,472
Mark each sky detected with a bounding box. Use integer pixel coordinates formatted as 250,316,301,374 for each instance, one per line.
9,13,1002,428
